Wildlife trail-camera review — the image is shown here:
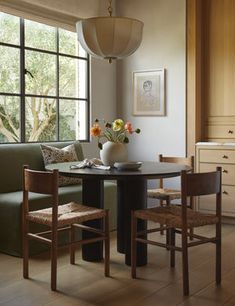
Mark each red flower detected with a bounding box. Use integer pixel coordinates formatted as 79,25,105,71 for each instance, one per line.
125,122,133,134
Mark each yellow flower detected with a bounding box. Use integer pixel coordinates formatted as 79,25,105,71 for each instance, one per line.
112,119,124,131
90,124,102,137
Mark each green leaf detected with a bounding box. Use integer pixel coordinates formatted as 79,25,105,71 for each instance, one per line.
98,142,103,150
104,130,114,141
135,128,141,134
123,137,129,143
105,122,112,128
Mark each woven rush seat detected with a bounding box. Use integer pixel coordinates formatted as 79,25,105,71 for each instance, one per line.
27,202,106,227
134,205,219,228
147,188,181,200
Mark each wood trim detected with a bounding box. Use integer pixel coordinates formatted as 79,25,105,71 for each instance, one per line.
186,0,204,156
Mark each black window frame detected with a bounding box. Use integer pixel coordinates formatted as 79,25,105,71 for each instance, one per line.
0,14,90,144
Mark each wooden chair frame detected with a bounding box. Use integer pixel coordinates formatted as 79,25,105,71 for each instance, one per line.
158,154,194,206
153,155,195,241
132,167,222,296
22,165,110,291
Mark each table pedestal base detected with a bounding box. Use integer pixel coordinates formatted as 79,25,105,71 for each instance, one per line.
82,179,104,262
117,179,147,266
81,177,147,266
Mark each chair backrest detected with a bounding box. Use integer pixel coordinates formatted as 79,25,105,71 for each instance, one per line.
158,154,194,188
181,169,221,197
23,165,59,215
181,167,222,223
23,165,58,195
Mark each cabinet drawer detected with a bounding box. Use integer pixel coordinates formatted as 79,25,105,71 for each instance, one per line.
199,163,235,185
199,149,235,164
206,125,235,139
198,185,235,217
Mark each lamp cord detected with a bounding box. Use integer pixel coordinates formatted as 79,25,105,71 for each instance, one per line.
108,0,113,16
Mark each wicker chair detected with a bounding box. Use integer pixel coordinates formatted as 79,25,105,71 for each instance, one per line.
22,166,110,291
148,155,194,240
147,154,194,206
131,167,222,296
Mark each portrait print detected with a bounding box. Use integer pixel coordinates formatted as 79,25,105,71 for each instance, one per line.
133,69,165,116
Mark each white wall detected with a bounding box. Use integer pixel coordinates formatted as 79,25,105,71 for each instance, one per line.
82,58,117,158
116,0,186,163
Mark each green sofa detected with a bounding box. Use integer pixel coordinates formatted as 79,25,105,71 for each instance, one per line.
0,142,117,257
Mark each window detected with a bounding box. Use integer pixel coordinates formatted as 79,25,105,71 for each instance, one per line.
0,12,89,143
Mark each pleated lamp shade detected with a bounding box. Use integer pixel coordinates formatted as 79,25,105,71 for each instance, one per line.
76,17,144,63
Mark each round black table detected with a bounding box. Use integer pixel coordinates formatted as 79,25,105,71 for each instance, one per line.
46,161,190,266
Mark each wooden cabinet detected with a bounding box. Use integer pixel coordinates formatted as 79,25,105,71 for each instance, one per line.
186,0,235,154
206,117,235,142
203,0,235,142
196,143,235,217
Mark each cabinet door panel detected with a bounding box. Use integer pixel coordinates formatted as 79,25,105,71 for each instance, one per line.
206,125,235,139
198,185,235,217
199,149,235,164
199,163,235,185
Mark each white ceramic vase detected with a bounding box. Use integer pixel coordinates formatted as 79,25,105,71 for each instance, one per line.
100,141,128,166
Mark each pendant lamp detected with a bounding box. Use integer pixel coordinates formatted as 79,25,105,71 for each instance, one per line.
76,0,144,63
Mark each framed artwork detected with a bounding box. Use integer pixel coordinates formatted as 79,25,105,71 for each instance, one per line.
133,69,165,116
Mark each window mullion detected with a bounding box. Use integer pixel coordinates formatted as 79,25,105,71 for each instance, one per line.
56,28,60,141
20,18,26,142
87,55,91,142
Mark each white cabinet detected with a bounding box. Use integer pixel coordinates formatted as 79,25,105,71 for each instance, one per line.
196,143,235,217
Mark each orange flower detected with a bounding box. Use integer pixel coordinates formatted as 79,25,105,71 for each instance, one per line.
124,122,133,134
90,124,102,137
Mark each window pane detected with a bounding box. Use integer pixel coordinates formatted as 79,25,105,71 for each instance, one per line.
59,56,78,98
59,99,87,141
59,28,87,57
25,97,56,142
25,50,56,96
78,60,87,99
59,57,87,98
0,46,20,93
25,20,56,52
78,100,88,140
0,12,20,45
0,96,20,143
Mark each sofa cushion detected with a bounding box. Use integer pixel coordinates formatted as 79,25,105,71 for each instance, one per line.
40,143,82,186
0,141,84,193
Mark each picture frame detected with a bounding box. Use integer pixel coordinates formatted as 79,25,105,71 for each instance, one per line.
132,69,165,116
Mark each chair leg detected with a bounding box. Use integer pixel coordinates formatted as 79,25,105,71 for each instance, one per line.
170,228,175,268
166,197,171,248
189,197,194,240
70,225,75,265
160,200,164,235
131,211,137,278
182,229,189,296
104,211,110,277
51,227,58,291
189,228,194,241
216,222,221,284
23,219,29,279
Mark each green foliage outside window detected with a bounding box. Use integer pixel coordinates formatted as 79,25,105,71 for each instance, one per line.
0,12,88,143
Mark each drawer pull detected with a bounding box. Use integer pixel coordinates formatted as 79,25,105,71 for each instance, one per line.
222,169,228,173
228,130,234,134
222,155,228,159
223,191,228,195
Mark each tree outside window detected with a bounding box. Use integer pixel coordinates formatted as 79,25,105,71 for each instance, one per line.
0,12,89,143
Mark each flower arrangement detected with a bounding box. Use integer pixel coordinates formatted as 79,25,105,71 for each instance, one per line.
90,118,141,149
